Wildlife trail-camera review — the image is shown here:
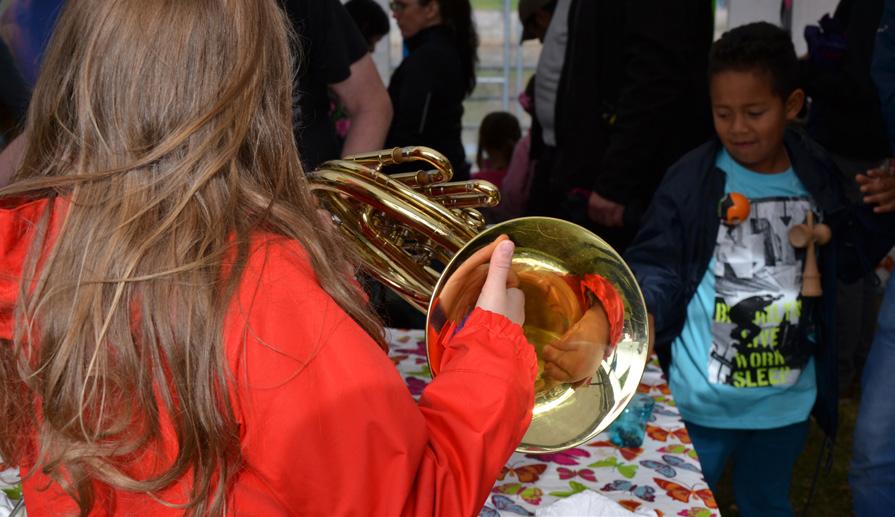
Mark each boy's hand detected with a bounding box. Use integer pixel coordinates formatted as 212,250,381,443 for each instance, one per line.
541,304,610,384
588,191,625,227
856,160,895,213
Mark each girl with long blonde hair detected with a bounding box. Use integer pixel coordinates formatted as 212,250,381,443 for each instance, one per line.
0,0,534,514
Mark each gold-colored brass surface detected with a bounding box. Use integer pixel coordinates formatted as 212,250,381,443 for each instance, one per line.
309,147,649,453
428,218,649,453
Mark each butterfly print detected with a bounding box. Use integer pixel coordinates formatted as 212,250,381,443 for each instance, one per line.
548,481,588,498
640,460,676,478
396,338,427,356
557,467,597,482
618,499,643,512
389,354,409,366
646,425,691,443
493,483,543,505
404,376,427,397
677,508,717,517
651,404,679,417
637,383,671,395
590,457,638,479
478,507,500,517
600,480,656,502
526,447,590,465
491,494,534,515
498,464,547,483
658,445,700,460
640,455,701,478
586,440,643,461
662,454,700,472
654,479,717,508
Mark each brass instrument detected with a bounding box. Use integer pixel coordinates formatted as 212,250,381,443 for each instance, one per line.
310,147,649,453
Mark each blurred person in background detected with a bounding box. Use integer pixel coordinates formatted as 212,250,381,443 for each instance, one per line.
385,0,478,181
473,111,521,190
0,0,58,187
493,75,538,222
281,0,392,169
850,0,895,514
800,0,890,398
524,0,714,253
345,0,391,52
333,0,392,149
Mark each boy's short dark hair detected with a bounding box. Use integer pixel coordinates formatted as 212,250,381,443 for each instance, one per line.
708,22,800,99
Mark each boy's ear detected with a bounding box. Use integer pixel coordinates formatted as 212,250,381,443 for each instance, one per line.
785,88,806,121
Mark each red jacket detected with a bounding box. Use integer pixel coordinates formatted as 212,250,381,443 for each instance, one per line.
0,197,537,516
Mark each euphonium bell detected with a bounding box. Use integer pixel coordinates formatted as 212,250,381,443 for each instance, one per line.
309,147,649,453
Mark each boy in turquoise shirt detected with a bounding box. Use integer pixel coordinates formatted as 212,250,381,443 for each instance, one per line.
625,22,895,516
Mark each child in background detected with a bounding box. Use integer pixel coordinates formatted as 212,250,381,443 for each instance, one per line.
493,75,538,222
473,111,522,189
625,22,895,516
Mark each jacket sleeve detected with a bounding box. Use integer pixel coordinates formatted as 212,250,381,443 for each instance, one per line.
623,172,689,339
831,199,895,283
227,240,537,516
592,0,710,206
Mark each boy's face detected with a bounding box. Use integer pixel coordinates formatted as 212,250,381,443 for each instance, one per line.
710,70,805,173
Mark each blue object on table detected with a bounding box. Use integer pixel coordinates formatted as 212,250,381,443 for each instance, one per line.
608,393,655,448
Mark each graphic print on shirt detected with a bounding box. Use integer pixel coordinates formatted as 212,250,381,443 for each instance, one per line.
706,196,814,388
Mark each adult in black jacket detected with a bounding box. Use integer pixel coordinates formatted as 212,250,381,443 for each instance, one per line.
528,0,714,252
386,0,478,181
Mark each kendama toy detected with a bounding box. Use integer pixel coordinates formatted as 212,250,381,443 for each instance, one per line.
788,210,831,297
719,192,751,226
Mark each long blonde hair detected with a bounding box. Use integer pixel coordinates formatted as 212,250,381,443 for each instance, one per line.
0,0,381,514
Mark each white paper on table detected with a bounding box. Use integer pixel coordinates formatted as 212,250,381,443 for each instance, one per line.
534,490,658,517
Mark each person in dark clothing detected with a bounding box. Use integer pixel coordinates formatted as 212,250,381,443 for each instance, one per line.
345,0,391,52
281,0,392,170
526,0,714,253
0,40,29,135
386,0,478,180
624,23,895,516
803,0,890,168
850,1,895,514
801,0,891,395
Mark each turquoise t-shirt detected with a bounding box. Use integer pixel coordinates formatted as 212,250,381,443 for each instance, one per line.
669,149,817,429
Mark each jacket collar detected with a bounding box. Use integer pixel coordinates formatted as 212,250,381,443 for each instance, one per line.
405,25,451,52
694,128,844,214
782,128,844,214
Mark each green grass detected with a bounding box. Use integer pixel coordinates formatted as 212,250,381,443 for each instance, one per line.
714,397,859,516
472,0,517,11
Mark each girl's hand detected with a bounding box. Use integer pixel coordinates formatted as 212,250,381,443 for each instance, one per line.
475,239,525,326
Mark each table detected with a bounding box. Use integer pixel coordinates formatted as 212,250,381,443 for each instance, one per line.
0,466,19,516
0,330,719,517
386,328,719,517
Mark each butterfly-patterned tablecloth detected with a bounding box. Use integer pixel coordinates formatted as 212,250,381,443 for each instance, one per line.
0,328,720,517
0,464,20,516
386,328,719,517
